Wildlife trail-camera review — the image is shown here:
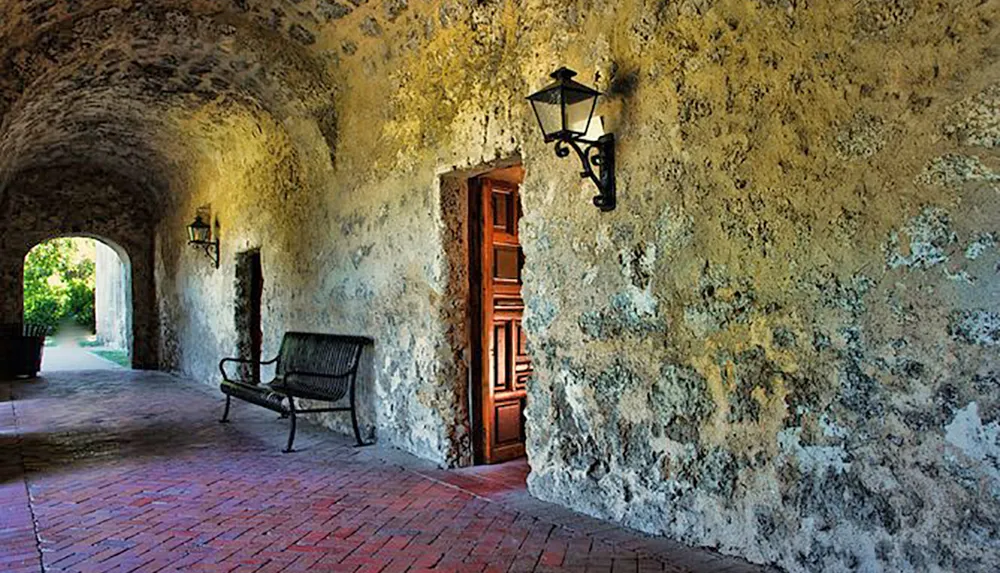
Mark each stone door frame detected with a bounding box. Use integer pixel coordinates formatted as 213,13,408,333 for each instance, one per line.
437,154,525,467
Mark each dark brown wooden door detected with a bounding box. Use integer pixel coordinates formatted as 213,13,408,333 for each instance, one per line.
249,252,263,381
236,251,263,384
474,175,531,464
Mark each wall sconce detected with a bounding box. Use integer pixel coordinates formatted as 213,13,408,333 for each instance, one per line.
187,215,219,268
527,67,615,211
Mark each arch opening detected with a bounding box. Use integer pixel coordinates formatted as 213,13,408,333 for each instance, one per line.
22,235,133,371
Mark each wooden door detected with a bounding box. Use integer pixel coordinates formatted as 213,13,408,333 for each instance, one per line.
235,251,263,383
472,174,531,464
249,253,263,381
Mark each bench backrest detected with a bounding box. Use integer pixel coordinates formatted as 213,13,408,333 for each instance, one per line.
0,323,51,337
275,332,371,401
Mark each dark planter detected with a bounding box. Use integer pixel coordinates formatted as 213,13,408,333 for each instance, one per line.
0,324,49,379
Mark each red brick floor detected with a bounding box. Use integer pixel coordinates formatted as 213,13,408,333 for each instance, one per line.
0,370,775,573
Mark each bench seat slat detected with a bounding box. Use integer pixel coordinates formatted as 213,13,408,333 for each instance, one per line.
220,380,288,413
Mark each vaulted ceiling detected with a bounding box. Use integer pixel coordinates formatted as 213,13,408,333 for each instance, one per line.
0,0,356,209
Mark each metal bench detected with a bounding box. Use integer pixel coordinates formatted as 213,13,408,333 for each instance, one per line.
218,332,372,452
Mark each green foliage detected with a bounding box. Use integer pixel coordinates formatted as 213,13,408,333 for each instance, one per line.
23,239,96,331
65,280,96,327
91,350,129,368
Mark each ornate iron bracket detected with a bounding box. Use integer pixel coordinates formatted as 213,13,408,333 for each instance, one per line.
554,133,615,212
190,239,220,268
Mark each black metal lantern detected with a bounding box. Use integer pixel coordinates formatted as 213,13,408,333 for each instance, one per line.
528,67,601,142
187,215,219,268
527,67,615,211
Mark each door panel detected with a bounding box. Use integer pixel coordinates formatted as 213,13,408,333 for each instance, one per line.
476,176,531,464
495,402,524,445
493,246,521,281
493,321,509,391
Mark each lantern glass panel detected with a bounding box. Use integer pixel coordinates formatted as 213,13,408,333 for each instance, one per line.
564,88,598,137
529,87,564,141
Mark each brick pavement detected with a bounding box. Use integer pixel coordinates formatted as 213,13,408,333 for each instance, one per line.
0,370,776,573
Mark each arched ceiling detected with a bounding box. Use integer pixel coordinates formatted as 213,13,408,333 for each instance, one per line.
0,0,349,209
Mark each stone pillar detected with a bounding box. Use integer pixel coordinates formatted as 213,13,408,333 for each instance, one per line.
95,242,128,349
128,236,158,370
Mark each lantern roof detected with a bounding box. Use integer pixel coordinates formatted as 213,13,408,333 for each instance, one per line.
527,67,601,102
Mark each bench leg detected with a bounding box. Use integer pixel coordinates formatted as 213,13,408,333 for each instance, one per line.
220,395,232,423
283,398,297,453
350,380,365,447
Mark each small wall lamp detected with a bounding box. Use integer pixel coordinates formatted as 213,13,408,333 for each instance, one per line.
527,67,615,211
187,215,219,268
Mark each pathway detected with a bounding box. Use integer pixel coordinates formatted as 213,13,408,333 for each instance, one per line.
41,343,121,372
0,370,776,573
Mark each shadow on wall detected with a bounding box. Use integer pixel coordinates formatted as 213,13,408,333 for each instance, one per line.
289,339,378,445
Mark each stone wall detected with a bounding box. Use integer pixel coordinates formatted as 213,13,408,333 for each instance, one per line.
2,0,999,570
95,241,130,351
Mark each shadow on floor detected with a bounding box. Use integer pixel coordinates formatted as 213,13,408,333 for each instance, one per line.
0,419,240,485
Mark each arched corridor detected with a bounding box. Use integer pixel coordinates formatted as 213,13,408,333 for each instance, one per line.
2,1,1000,571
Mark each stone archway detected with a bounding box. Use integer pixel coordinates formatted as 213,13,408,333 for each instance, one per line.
0,171,159,369
21,234,135,368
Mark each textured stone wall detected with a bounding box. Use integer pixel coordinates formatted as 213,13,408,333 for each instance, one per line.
2,0,1000,570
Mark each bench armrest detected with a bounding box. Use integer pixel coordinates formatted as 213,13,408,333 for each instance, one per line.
219,355,279,383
